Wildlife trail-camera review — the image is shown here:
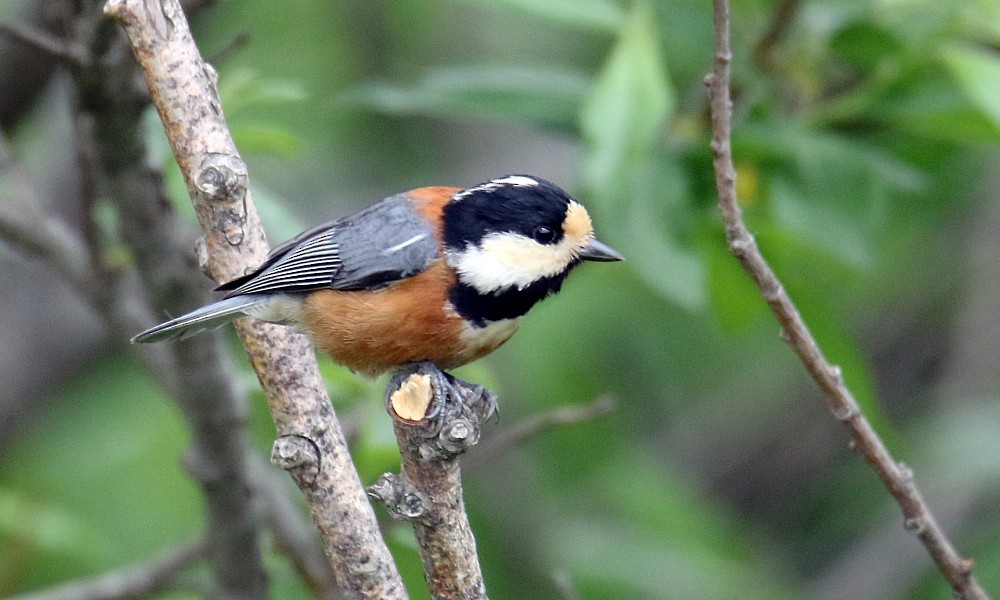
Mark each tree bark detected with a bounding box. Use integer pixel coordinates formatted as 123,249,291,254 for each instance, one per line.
103,1,407,597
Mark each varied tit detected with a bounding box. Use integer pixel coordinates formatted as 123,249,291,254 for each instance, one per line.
132,175,623,377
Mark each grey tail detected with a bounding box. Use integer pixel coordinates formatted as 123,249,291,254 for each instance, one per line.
131,295,263,343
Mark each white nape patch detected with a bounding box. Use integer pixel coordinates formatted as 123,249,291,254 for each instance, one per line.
243,294,305,326
447,230,580,293
452,175,539,201
383,233,428,255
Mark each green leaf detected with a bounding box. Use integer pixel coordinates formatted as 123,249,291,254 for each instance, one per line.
0,354,201,590
941,44,1000,132
735,122,927,270
213,68,308,159
961,2,1000,47
580,3,674,194
876,74,1000,143
769,177,877,270
757,229,901,450
619,166,704,309
705,231,769,334
0,490,104,557
217,67,309,114
232,124,304,157
830,20,903,71
453,0,625,32
577,4,694,306
343,65,590,130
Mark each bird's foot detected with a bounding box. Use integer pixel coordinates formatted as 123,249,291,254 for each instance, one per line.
384,361,498,457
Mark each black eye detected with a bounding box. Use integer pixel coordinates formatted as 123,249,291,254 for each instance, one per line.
532,225,556,244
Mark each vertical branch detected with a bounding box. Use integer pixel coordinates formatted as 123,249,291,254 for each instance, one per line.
67,2,270,597
705,1,990,599
369,364,493,600
4,5,269,597
102,1,407,598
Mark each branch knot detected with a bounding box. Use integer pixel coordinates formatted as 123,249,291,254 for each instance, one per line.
367,473,436,525
195,153,247,202
270,434,321,485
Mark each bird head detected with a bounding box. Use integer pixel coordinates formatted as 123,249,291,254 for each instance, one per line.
442,175,622,325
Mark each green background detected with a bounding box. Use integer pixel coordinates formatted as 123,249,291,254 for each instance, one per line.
2,0,1000,598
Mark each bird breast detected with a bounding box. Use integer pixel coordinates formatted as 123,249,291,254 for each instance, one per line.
301,259,519,376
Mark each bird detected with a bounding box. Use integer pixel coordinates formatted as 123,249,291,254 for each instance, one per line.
132,175,623,377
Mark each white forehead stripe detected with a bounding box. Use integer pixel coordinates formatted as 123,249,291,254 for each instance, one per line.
491,175,539,187
452,175,540,201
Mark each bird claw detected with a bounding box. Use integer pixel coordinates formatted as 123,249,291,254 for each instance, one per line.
385,361,497,455
450,378,499,424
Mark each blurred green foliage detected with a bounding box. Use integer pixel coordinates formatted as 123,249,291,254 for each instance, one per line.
3,0,1000,598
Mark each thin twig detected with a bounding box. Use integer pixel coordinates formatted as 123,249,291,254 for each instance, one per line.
207,32,251,66
551,571,583,600
750,0,800,74
705,1,989,598
0,20,88,66
7,539,206,600
465,396,616,470
0,171,95,294
0,127,180,392
0,130,101,304
102,1,407,598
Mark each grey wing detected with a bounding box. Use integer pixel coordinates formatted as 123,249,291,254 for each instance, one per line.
221,193,440,297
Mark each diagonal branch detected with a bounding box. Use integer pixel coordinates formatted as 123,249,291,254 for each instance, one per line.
0,20,89,66
7,539,206,600
251,456,343,600
102,1,407,598
705,1,990,599
465,396,615,470
750,0,800,74
0,134,95,295
64,4,271,597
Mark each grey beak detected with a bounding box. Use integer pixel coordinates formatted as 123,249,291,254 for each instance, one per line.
578,238,624,262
